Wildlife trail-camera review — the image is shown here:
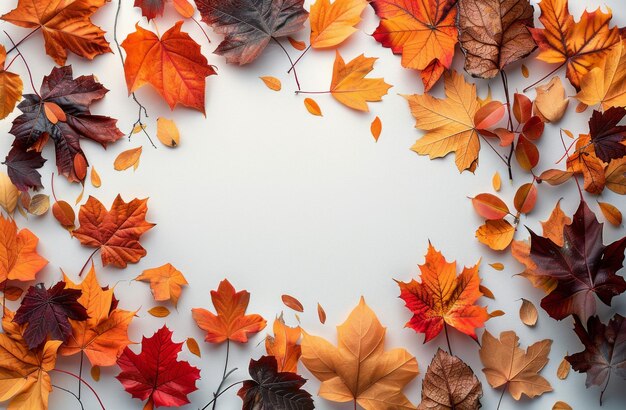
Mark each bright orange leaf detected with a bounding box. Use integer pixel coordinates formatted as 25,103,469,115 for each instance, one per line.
72,195,155,268
309,0,367,48
122,21,217,113
265,316,301,373
398,243,489,342
136,263,188,307
0,214,47,284
192,279,266,344
0,45,23,120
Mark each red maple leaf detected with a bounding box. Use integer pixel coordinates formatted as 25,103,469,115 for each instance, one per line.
116,325,200,409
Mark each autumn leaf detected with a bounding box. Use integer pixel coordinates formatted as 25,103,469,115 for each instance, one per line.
72,195,155,268
457,0,536,79
122,22,216,113
325,51,391,112
398,243,489,342
237,355,314,409
1,0,111,65
304,98,322,116
7,66,123,187
192,279,266,343
598,201,622,226
0,45,23,120
527,200,626,321
195,0,308,64
14,281,88,349
480,330,553,400
533,76,569,123
59,266,135,367
371,0,457,90
587,107,626,163
418,349,482,410
566,313,625,404
529,0,621,89
370,116,382,141
260,76,282,91
476,219,516,251
0,333,61,410
0,214,47,285
301,297,418,409
405,71,483,172
567,134,606,194
310,0,367,48
265,316,301,373
116,325,200,409
156,117,180,147
519,298,538,326
577,40,626,110
136,263,188,307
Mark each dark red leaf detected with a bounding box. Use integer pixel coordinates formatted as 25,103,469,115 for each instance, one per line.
134,0,165,21
3,144,46,191
588,107,626,163
237,355,314,410
116,325,200,408
528,200,626,321
195,0,308,65
13,281,88,349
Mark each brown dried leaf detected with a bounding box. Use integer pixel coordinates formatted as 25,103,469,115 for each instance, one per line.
598,201,622,226
557,356,571,380
28,194,50,216
317,303,326,324
553,401,572,410
91,365,100,382
52,200,75,231
489,262,504,271
479,285,495,299
519,298,538,326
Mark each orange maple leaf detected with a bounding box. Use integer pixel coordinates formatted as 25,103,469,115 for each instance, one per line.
0,214,47,284
72,195,155,268
59,265,135,366
371,0,457,91
192,279,266,344
122,21,217,113
529,0,621,90
135,263,188,307
265,316,301,373
1,0,112,65
397,243,490,342
0,45,23,120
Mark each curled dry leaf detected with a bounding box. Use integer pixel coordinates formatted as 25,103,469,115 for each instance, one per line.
471,193,509,220
90,166,101,188
301,297,418,408
418,348,483,410
148,306,171,318
317,303,326,324
457,0,536,79
476,219,515,251
533,77,569,123
557,356,571,380
519,298,538,326
597,201,622,226
370,116,382,142
480,330,553,400
114,147,142,171
304,98,322,116
156,117,181,147
259,76,282,91
479,285,495,299
309,0,367,48
281,294,304,312
186,337,201,358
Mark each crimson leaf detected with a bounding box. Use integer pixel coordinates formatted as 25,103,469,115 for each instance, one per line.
3,144,46,191
13,281,88,349
588,107,626,162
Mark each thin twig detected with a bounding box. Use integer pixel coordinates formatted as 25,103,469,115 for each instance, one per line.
523,63,566,93
288,44,311,73
52,369,105,410
4,31,39,98
271,37,300,90
200,381,244,410
500,70,514,180
191,16,211,44
443,322,453,356
212,340,233,410
78,351,84,399
52,384,85,410
496,385,507,410
78,250,98,277
5,27,41,55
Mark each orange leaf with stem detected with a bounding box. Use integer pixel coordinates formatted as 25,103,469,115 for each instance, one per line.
310,0,367,49
471,193,510,220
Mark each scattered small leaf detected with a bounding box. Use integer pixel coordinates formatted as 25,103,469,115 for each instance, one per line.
598,201,622,226
533,77,569,123
304,98,322,116
91,167,101,188
317,303,326,324
370,116,382,141
156,118,180,147
479,285,495,299
557,356,570,380
514,183,538,214
148,306,170,318
114,147,142,171
521,64,529,78
476,219,515,251
260,76,281,91
52,200,76,230
281,294,304,312
91,365,100,382
490,310,505,318
287,37,306,51
28,194,50,216
186,337,201,358
519,298,538,326
553,401,572,410
489,262,504,271
3,286,24,301
492,172,501,191
471,193,509,220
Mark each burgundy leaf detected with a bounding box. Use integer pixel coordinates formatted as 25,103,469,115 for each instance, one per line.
134,0,165,20
3,144,46,191
13,281,88,349
588,107,626,162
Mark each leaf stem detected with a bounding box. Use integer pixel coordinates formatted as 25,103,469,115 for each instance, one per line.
600,370,611,405
5,27,40,55
523,62,566,93
52,384,85,410
191,16,211,44
496,384,506,410
201,380,244,410
294,90,331,94
271,37,300,90
500,70,514,180
78,351,84,399
288,44,311,74
558,129,584,201
52,369,105,410
479,134,508,166
78,250,98,277
211,339,233,410
3,31,39,98
443,322,453,356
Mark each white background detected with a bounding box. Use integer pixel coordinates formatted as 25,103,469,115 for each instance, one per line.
1,0,625,409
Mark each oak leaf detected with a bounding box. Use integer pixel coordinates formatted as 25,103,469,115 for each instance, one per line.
237,355,314,410
195,0,308,64
192,279,266,343
527,200,626,321
14,281,88,349
7,66,123,187
405,71,483,172
418,348,482,410
72,195,155,268
122,21,216,113
265,316,301,373
0,214,47,285
457,0,536,79
566,313,625,404
480,330,552,400
1,0,111,65
328,51,391,111
310,0,367,49
0,45,23,121
371,0,457,90
577,40,626,110
116,325,200,409
59,266,135,366
398,243,489,342
529,0,621,89
135,263,188,307
301,297,418,409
